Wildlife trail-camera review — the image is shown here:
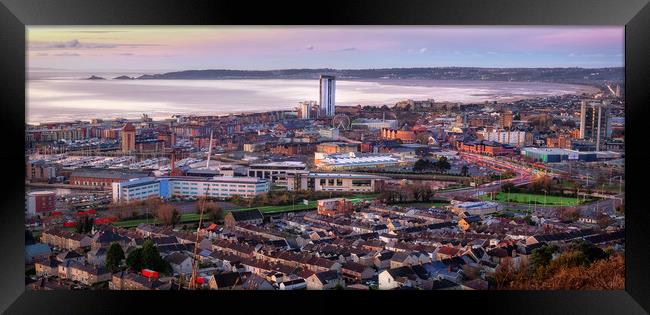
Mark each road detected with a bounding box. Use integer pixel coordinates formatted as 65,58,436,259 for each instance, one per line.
435,152,624,217
438,152,536,199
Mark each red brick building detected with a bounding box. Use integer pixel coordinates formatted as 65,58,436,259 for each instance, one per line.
270,143,315,156
456,140,514,156
69,169,149,188
27,191,56,216
381,128,417,143
317,198,353,217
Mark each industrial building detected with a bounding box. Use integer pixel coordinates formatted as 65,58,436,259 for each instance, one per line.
351,118,398,130
521,147,597,163
314,152,402,170
286,172,388,193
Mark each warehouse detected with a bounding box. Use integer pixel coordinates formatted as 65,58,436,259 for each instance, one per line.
520,148,597,163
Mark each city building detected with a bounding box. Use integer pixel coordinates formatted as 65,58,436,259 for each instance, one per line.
546,135,573,149
26,161,57,182
452,201,500,216
69,169,150,188
351,118,399,130
298,101,318,119
381,127,417,143
477,130,531,147
316,142,358,154
317,198,353,217
521,147,597,163
26,191,56,216
501,110,513,129
318,128,340,140
247,161,308,189
112,176,270,203
579,99,611,151
314,152,402,170
320,75,336,117
456,140,514,156
121,123,136,153
40,229,92,251
287,172,388,192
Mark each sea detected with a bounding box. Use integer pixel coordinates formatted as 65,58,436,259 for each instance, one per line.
26,70,600,124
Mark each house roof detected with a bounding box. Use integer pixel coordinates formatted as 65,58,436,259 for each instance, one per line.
437,246,460,257
314,270,341,283
342,261,370,274
165,252,190,265
230,209,264,222
56,250,83,261
25,243,51,257
431,278,460,290
212,272,243,288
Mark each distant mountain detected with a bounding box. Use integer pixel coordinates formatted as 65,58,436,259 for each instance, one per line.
87,75,106,80
131,67,624,85
113,75,134,80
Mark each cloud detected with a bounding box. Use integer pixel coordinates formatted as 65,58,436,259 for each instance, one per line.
116,53,134,56
28,39,164,50
339,47,357,51
53,52,80,56
305,45,315,50
418,48,428,54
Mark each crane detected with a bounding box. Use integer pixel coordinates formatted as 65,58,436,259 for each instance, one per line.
188,184,210,290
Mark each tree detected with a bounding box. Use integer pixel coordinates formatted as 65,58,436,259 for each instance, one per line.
126,248,144,271
76,215,93,234
434,156,451,173
460,165,469,177
156,204,181,226
572,241,607,263
25,230,36,245
127,240,172,274
556,206,581,222
413,159,431,172
596,213,614,229
413,184,435,202
530,244,558,270
106,242,125,272
204,202,225,222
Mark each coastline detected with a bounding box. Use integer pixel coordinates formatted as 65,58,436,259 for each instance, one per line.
26,78,603,125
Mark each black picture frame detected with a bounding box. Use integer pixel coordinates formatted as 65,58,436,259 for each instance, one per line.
1,0,649,314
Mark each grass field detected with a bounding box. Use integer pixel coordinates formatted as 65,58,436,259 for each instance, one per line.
480,192,584,206
111,194,378,228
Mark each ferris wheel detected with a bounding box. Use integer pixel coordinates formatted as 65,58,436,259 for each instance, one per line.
332,114,351,130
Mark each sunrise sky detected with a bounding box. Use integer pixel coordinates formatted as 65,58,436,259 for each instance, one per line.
27,26,624,71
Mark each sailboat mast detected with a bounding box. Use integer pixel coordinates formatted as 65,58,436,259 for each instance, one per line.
206,129,213,169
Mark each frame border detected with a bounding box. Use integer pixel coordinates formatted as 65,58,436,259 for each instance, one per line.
1,0,649,313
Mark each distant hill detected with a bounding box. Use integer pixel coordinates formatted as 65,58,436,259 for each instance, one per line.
130,67,624,85
87,75,106,80
113,75,134,80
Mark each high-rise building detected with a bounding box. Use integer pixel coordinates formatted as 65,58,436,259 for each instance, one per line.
121,123,136,153
579,99,610,151
319,75,336,117
501,110,513,129
298,101,317,119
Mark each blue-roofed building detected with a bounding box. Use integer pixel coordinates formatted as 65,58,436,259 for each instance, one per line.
25,243,51,264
